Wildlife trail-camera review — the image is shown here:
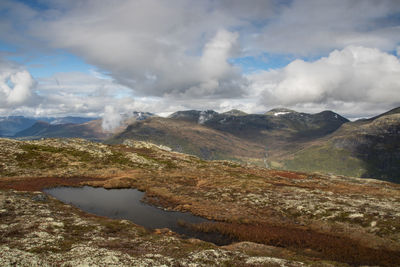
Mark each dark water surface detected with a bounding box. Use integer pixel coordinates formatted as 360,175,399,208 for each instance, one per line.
44,186,232,245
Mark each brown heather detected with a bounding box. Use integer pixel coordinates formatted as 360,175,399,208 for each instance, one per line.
1,137,400,266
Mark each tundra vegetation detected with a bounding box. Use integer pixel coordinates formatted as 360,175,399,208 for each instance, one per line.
0,138,399,266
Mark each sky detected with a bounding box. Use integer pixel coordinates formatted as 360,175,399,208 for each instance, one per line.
0,0,400,121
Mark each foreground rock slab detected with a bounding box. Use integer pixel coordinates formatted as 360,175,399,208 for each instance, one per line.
0,190,327,267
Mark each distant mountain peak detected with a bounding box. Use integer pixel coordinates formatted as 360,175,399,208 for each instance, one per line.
168,110,199,118
265,108,296,116
222,109,247,116
168,109,218,124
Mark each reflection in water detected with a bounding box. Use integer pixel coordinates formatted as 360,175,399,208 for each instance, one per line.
44,186,232,245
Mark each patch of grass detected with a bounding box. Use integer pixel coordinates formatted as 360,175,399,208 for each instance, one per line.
283,144,366,178
16,144,92,169
98,219,142,236
64,223,97,237
19,143,93,162
0,169,18,177
16,146,59,169
29,240,76,254
159,159,178,169
127,147,177,169
20,144,63,154
104,151,136,167
16,143,139,170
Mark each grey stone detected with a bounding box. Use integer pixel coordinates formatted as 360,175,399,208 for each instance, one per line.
32,194,49,202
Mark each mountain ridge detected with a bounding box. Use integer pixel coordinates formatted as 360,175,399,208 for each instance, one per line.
4,107,399,182
0,116,97,137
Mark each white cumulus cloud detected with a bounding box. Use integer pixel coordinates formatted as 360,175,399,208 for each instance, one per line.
30,1,248,99
0,61,38,108
5,70,34,105
249,46,400,118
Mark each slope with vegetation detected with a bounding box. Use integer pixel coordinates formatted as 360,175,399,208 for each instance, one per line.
279,107,400,183
108,117,266,162
108,108,348,165
168,108,348,142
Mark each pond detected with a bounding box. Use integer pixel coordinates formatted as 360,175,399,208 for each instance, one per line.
44,186,232,245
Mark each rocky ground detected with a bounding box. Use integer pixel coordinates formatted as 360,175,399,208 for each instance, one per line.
1,138,400,266
0,190,314,266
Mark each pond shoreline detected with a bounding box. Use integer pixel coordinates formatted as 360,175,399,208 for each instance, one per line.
44,185,235,246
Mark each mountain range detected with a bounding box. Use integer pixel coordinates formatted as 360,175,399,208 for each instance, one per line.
0,116,97,137
3,107,399,182
111,107,400,183
2,112,155,140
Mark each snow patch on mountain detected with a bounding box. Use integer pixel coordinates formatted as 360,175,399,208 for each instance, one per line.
273,112,290,116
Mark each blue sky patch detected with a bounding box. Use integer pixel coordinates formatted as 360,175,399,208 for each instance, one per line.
8,51,93,78
230,53,295,73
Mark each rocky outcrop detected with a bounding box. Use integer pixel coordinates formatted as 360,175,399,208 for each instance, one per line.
0,190,311,266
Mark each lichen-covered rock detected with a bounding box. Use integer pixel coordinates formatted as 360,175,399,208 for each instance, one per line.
0,190,321,266
123,139,172,152
1,137,399,266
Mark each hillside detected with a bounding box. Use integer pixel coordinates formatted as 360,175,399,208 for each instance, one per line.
277,107,400,183
108,117,265,162
110,109,348,164
1,138,400,266
169,108,348,142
